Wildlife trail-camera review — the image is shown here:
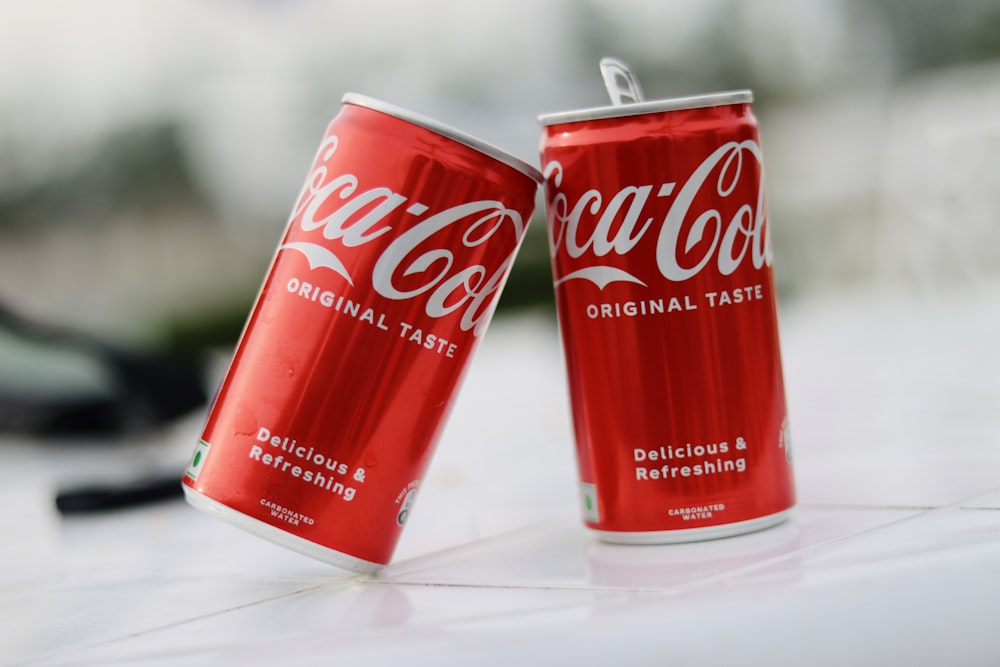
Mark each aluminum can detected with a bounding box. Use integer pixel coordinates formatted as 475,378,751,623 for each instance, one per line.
183,94,541,571
539,90,795,543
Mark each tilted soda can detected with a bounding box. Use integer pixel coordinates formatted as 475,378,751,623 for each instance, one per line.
183,94,541,571
538,60,795,543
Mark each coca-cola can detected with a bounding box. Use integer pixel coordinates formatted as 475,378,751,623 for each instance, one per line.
539,85,795,543
183,94,541,572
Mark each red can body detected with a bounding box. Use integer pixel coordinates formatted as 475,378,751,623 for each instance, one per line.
183,94,541,571
539,92,795,542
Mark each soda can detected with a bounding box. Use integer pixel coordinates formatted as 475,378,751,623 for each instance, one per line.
183,94,541,572
538,60,795,543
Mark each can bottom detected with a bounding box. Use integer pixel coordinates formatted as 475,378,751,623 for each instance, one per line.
183,486,382,574
591,509,792,545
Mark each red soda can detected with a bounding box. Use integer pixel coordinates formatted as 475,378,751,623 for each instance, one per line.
539,61,795,543
183,94,541,571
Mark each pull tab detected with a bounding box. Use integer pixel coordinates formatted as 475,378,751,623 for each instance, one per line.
599,57,646,106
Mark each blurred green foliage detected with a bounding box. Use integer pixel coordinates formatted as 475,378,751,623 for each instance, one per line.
2,0,1000,351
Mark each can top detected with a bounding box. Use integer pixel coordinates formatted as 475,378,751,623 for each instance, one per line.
343,93,543,184
537,90,753,127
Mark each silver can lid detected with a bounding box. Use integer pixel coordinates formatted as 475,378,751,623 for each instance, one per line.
343,93,542,184
538,89,753,127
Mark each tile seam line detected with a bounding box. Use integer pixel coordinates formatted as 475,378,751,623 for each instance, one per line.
367,578,633,593
374,507,941,595
641,505,944,596
949,485,1000,509
10,583,330,667
373,496,1000,578
798,502,938,511
799,497,1000,512
347,500,1000,589
377,516,580,575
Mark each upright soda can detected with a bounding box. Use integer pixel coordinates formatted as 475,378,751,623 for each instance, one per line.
183,94,541,571
538,61,795,543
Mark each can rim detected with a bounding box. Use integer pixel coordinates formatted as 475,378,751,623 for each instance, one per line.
537,90,753,126
343,93,542,184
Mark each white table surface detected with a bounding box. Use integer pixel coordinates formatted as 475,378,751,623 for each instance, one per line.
3,283,1000,666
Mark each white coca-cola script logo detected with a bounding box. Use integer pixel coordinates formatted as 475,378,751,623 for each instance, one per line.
280,135,527,335
543,140,771,288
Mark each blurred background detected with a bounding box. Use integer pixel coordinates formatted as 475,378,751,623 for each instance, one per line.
1,0,999,429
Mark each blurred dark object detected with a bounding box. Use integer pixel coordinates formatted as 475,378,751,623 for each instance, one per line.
0,301,207,437
55,474,183,514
